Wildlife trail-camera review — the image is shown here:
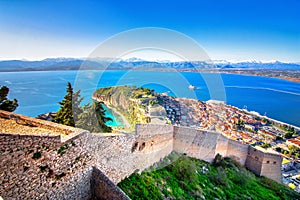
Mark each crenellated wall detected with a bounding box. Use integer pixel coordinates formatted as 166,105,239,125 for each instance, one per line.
173,126,281,183
0,112,283,199
173,127,249,165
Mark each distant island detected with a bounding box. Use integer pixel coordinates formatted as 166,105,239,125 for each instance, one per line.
1,58,300,83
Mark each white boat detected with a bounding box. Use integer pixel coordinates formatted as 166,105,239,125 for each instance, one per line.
188,85,195,90
188,85,200,90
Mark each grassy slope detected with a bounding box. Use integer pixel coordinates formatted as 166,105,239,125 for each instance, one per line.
118,153,300,200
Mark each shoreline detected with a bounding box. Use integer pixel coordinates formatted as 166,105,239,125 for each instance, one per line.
226,103,300,131
1,69,300,83
218,71,300,83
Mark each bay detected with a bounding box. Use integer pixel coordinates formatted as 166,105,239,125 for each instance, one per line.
0,70,299,127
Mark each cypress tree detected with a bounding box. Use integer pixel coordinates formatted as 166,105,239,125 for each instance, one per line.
77,101,112,132
0,85,18,112
94,101,113,132
55,82,112,132
55,82,83,127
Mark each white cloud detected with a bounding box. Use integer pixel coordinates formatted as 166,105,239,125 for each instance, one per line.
0,32,95,60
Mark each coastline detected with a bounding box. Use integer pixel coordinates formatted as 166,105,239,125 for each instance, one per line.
1,68,300,83
278,76,300,83
227,103,300,131
218,71,300,83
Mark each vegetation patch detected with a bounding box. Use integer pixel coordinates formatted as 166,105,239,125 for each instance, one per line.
57,144,69,155
118,153,300,200
74,156,81,164
71,141,76,147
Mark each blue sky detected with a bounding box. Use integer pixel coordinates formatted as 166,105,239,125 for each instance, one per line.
0,0,299,62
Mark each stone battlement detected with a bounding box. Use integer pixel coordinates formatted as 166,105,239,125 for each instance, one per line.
0,111,282,199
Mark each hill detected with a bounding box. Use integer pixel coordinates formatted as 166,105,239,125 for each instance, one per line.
0,58,300,72
118,153,300,200
1,58,300,82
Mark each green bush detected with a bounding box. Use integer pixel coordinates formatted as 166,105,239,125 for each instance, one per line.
209,168,228,186
166,155,198,182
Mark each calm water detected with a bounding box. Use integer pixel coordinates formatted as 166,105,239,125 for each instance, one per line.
1,70,300,127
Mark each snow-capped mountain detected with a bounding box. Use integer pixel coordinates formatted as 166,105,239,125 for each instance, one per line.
0,57,299,71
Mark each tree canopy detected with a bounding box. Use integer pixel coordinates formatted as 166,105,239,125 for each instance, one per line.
0,85,18,112
77,101,112,133
55,82,112,132
55,82,81,126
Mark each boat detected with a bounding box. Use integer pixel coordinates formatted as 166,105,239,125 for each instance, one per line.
188,85,195,90
188,85,200,90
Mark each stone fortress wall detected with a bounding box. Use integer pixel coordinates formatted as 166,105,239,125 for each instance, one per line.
173,127,250,165
0,111,282,199
173,126,282,183
245,145,282,182
173,126,220,163
0,126,93,199
0,111,174,199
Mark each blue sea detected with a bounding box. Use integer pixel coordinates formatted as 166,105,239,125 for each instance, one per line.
1,70,300,127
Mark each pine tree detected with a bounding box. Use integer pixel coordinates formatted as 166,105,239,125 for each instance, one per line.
94,101,113,132
77,101,112,132
0,85,18,112
55,82,83,127
55,82,112,132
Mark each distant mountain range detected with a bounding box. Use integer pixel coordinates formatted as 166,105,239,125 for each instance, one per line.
0,58,299,72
